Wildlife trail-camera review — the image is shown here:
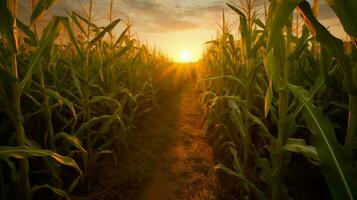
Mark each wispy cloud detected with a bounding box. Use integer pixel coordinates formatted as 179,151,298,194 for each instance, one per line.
118,0,203,32
18,0,345,36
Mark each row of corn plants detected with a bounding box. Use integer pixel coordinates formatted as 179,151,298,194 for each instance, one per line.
0,0,171,199
199,0,357,199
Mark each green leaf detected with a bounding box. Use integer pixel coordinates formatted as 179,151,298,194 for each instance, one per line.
32,184,70,200
254,19,265,29
98,106,126,134
20,16,62,89
72,12,97,29
46,88,77,119
113,25,131,49
227,4,246,20
70,69,83,98
65,10,87,37
288,25,310,60
30,0,59,24
92,150,113,164
249,34,265,57
263,49,282,90
230,147,243,173
324,0,357,39
67,176,80,192
16,18,37,46
283,138,319,161
215,162,267,199
297,1,357,94
55,132,86,153
247,111,275,140
59,17,84,59
90,19,121,45
0,1,18,53
74,115,112,137
264,82,273,117
266,0,303,50
114,46,131,58
0,146,82,177
286,83,357,199
87,96,122,109
55,132,87,172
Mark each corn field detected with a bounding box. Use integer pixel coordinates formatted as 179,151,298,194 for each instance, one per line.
0,0,173,199
1,0,357,199
199,0,357,199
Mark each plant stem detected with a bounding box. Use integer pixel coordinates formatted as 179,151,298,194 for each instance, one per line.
109,0,113,44
11,34,32,200
31,0,55,151
39,68,55,150
84,0,93,191
7,1,31,199
272,18,292,200
345,95,357,161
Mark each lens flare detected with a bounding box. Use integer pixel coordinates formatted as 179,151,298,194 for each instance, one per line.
179,50,193,62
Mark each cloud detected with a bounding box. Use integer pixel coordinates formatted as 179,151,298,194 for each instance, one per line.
184,4,224,17
121,0,162,13
17,0,344,36
117,0,203,32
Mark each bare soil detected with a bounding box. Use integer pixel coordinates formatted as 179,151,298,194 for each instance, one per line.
139,81,219,200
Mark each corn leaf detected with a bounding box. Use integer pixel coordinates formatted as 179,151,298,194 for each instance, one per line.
59,17,84,59
297,1,357,93
283,138,319,161
87,96,122,110
114,46,131,58
0,1,17,53
324,0,357,39
32,184,70,200
90,19,121,45
65,10,88,37
0,146,82,177
264,82,273,117
215,160,267,200
266,0,303,50
287,83,357,200
74,115,111,137
254,19,265,29
16,18,37,46
92,150,113,164
72,11,97,29
288,26,310,60
20,16,61,89
30,0,59,24
227,4,246,19
113,25,131,49
263,50,282,91
54,132,88,172
46,88,77,119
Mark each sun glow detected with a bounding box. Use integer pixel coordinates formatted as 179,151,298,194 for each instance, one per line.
178,50,194,62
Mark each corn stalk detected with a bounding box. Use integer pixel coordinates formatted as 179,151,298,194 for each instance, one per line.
31,0,56,150
0,1,32,199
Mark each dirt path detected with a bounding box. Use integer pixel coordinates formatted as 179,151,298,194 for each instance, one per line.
139,82,219,200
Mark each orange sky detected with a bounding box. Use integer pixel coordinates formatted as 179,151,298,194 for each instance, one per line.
18,0,347,62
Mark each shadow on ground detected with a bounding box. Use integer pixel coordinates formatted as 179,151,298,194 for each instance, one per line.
89,64,218,200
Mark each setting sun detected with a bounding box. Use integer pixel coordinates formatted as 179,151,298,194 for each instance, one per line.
178,50,194,62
